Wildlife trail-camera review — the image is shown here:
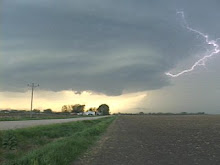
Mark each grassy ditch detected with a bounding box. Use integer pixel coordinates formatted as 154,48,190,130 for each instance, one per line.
0,116,116,165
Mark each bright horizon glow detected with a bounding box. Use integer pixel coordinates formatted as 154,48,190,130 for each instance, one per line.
0,90,147,113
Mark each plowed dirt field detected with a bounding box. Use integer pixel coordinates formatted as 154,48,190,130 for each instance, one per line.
74,115,220,165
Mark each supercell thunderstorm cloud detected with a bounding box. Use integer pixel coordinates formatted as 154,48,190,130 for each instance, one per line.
1,0,220,114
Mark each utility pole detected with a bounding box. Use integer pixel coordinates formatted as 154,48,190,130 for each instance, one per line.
28,83,39,118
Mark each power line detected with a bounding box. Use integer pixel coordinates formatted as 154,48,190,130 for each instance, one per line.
27,83,39,118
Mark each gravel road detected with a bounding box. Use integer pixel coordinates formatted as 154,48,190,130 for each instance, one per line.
0,116,108,130
74,115,220,165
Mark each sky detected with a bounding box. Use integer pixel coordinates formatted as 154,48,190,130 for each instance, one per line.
1,0,220,113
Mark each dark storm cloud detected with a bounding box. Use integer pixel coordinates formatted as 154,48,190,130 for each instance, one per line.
1,0,220,95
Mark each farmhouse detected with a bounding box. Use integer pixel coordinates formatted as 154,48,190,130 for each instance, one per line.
84,110,96,115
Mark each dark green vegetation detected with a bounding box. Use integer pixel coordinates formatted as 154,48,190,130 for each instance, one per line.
97,104,110,115
0,117,115,165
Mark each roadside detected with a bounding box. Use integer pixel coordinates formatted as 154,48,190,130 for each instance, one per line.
0,117,116,165
0,116,108,130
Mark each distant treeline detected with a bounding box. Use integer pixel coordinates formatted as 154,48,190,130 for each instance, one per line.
0,103,110,116
0,109,53,114
61,104,110,115
113,112,206,115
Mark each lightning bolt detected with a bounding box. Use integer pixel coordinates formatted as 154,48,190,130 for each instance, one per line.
166,11,220,78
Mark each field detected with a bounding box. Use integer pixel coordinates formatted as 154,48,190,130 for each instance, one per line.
0,117,115,165
75,115,220,165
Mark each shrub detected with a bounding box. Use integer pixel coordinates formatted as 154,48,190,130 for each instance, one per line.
2,131,17,150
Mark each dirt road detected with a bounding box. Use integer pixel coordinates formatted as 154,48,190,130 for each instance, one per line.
74,115,220,165
0,116,108,130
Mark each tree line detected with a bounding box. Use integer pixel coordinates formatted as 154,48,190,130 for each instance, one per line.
0,104,110,115
61,104,110,115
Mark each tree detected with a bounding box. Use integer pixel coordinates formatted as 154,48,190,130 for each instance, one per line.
88,107,97,112
61,105,74,112
97,104,110,115
71,104,85,113
43,109,53,113
61,105,68,112
33,109,40,113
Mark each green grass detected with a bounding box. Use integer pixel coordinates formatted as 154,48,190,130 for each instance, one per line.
0,116,116,165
